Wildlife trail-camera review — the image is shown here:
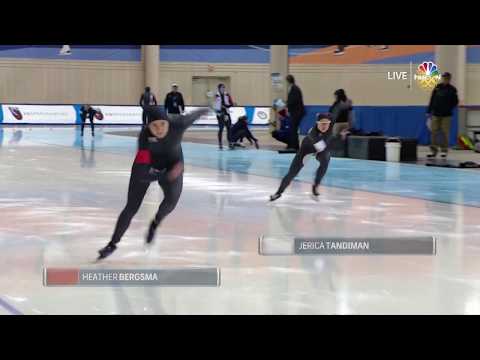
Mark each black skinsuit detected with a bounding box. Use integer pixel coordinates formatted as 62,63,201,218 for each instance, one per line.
109,108,209,246
230,117,258,144
80,106,96,136
276,125,333,195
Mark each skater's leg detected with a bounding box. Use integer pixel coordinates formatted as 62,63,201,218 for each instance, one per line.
288,115,301,150
275,151,307,196
225,116,233,146
89,117,95,136
230,129,249,144
244,128,259,148
155,174,183,223
110,166,151,245
240,128,258,148
146,172,183,243
98,165,150,259
217,115,225,148
313,151,331,195
80,115,86,136
230,127,242,143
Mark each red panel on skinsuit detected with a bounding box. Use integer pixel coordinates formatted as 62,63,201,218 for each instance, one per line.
134,150,152,164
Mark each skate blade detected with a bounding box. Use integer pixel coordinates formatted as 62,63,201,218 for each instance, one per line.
143,242,154,254
94,250,114,263
93,256,104,264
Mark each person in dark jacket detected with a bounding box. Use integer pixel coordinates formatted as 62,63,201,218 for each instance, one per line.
286,74,305,150
230,115,259,149
270,113,333,201
164,83,185,117
139,87,158,127
80,104,97,137
329,89,353,137
426,72,459,158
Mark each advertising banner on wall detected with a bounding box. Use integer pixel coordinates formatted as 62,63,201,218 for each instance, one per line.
89,105,143,124
183,106,269,125
1,105,77,124
251,107,270,125
0,104,271,125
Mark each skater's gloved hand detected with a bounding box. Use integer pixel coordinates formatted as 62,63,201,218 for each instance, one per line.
313,140,327,153
138,165,167,183
167,162,184,182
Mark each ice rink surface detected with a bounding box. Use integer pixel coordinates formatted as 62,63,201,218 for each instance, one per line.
1,126,480,315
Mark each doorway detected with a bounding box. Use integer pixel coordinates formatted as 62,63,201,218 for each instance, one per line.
192,76,231,106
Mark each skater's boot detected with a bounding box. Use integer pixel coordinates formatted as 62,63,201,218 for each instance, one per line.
312,184,320,197
146,220,160,245
97,243,117,260
269,192,282,202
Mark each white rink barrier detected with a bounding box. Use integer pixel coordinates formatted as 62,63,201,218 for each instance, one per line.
0,104,271,125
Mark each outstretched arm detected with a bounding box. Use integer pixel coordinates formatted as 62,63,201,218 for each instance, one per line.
179,107,210,129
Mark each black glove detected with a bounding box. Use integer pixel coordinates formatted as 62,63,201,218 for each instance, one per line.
147,167,168,182
136,164,167,183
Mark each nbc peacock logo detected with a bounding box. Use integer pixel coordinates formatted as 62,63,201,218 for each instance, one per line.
414,61,442,91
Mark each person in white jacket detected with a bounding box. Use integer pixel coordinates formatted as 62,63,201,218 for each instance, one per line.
215,83,235,149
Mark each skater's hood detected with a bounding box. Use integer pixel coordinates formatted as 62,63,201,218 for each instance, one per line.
316,112,332,123
144,106,169,124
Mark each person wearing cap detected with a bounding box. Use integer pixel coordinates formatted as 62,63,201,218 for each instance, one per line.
97,105,210,260
271,99,292,147
139,87,158,128
329,89,353,137
426,72,459,158
270,113,334,201
164,83,185,118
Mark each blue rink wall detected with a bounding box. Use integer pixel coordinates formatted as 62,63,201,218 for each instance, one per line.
299,106,458,146
0,104,458,146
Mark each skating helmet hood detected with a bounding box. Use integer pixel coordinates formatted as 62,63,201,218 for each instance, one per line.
316,113,332,123
144,106,169,124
